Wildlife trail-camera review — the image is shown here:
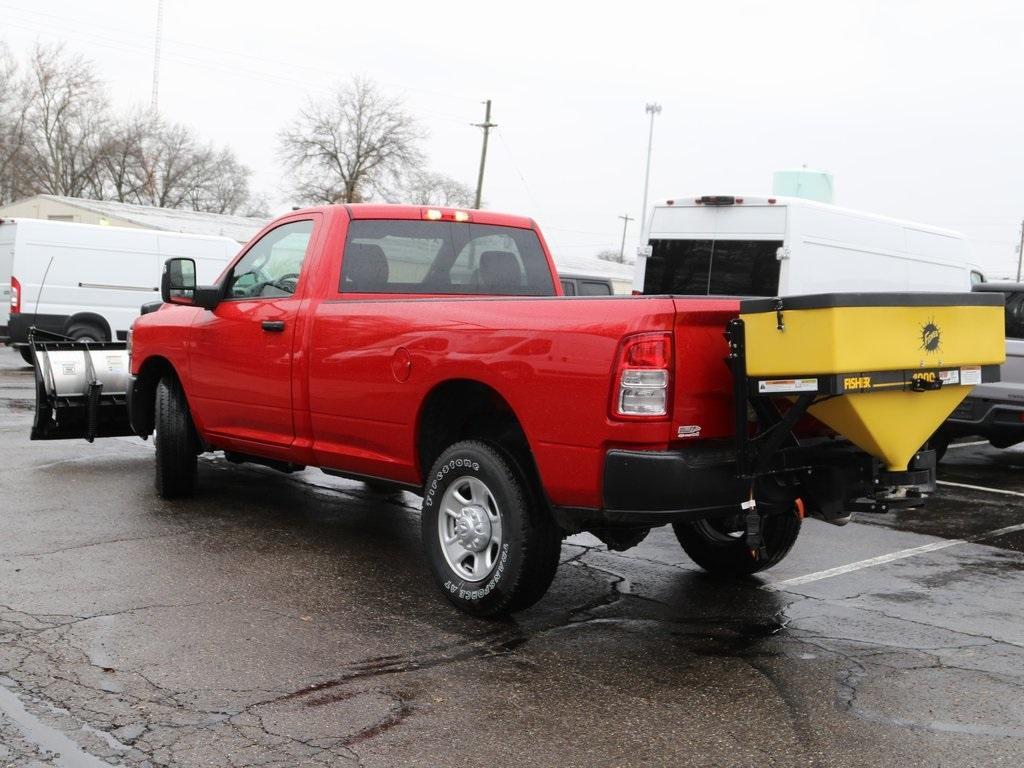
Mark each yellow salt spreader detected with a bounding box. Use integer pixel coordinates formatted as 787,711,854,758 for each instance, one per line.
725,292,1004,533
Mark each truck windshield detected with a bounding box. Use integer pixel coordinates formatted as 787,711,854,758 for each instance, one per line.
642,239,782,296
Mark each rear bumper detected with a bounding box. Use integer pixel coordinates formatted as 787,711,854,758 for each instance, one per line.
550,442,935,533
943,395,1024,447
551,445,750,531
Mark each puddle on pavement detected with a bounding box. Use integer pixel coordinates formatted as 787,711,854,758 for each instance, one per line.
0,681,111,767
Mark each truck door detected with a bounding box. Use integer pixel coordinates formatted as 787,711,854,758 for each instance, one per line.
187,217,318,454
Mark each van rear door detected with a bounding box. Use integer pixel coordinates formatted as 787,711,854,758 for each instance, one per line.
642,201,785,296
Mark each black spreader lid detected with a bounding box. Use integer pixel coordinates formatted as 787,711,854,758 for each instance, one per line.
740,292,1003,313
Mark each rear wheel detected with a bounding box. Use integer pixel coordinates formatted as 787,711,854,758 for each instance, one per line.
154,376,199,499
66,323,106,343
673,482,802,576
421,440,563,617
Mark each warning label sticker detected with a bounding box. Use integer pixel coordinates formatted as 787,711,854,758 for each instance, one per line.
960,366,982,385
757,378,818,394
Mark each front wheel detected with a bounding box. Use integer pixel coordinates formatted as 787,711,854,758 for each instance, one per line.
154,376,199,499
673,509,801,576
421,441,563,617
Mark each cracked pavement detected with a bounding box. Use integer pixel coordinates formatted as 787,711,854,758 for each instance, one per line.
1,348,1023,766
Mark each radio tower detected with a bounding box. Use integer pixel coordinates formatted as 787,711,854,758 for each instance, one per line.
150,0,164,114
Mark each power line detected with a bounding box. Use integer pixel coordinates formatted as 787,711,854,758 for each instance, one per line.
0,2,482,106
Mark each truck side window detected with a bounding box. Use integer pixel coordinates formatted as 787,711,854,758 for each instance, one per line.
341,220,555,296
560,279,576,295
227,220,314,299
579,280,612,296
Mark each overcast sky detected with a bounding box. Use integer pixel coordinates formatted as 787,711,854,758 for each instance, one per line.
3,0,1023,276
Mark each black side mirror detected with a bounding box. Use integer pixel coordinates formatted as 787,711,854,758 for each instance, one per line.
161,258,221,310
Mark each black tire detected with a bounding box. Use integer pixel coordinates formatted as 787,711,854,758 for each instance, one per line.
154,376,199,499
421,440,563,617
66,323,105,342
673,485,802,576
930,433,950,463
18,347,34,366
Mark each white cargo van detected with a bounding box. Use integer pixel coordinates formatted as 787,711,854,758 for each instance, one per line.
635,195,984,296
2,219,239,363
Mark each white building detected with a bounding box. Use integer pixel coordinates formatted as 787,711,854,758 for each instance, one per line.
0,195,267,243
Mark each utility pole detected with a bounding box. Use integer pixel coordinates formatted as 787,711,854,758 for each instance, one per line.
1016,219,1024,281
150,0,164,114
639,102,662,241
473,100,497,210
618,214,634,261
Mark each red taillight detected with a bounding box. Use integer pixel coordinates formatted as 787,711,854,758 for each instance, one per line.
611,332,673,420
10,276,20,314
625,336,671,368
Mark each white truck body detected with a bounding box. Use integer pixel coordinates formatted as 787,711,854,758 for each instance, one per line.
635,195,983,296
1,218,238,345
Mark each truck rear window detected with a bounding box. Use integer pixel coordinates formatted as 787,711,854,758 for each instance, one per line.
341,220,555,296
643,239,782,296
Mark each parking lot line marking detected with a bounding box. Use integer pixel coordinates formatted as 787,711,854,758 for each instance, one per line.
762,540,966,590
947,440,989,449
764,520,1024,591
937,480,1024,498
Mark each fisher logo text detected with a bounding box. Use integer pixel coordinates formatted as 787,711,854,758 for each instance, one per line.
920,319,941,353
843,376,872,390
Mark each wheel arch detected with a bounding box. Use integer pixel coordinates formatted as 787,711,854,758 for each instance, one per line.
129,355,182,438
64,312,111,341
416,378,542,495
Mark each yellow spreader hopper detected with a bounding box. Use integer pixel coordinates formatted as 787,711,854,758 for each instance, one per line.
737,293,1005,472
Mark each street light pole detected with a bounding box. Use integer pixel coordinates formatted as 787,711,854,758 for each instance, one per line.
639,102,662,241
618,214,634,261
1016,219,1024,282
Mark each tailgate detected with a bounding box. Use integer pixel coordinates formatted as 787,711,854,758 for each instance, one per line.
670,298,739,442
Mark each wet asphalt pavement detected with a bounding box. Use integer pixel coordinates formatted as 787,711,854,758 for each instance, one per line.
1,348,1023,767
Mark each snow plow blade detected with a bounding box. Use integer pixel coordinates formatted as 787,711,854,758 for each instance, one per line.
30,340,134,441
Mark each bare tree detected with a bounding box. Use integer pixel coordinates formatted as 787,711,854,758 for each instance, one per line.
19,44,110,198
103,119,255,215
0,43,30,204
278,77,425,204
96,110,153,203
1,42,261,215
401,170,475,207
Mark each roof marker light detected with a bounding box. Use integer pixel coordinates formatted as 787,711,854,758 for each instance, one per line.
424,209,443,220
453,210,470,222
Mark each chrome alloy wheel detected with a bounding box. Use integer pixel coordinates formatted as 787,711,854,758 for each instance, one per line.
438,476,503,583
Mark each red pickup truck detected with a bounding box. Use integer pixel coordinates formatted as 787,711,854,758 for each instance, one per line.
31,204,949,616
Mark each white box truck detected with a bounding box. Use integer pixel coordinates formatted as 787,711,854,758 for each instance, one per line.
634,195,985,296
2,219,239,363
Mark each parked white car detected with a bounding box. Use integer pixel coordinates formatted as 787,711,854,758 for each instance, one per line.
1,218,238,363
634,195,985,296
